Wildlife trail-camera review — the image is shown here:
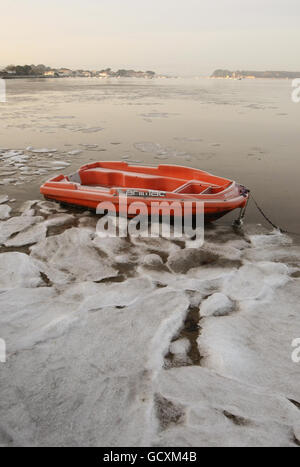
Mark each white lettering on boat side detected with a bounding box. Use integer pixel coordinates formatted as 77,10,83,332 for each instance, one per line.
125,189,166,198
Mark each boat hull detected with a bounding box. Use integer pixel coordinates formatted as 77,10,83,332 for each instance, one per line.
40,162,249,221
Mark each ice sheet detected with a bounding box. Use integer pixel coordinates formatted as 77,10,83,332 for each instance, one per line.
200,293,235,317
0,252,43,291
30,227,119,284
154,367,300,447
5,222,47,247
0,195,9,204
0,285,189,446
0,206,299,447
0,147,77,188
0,205,12,220
0,215,43,245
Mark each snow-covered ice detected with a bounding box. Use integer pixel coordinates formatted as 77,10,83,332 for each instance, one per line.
30,227,119,284
0,205,299,447
51,161,70,167
0,284,189,446
0,215,43,245
0,146,77,188
27,147,58,153
0,204,12,220
0,252,43,291
154,366,300,447
68,149,82,155
5,222,47,247
0,194,9,204
200,293,235,317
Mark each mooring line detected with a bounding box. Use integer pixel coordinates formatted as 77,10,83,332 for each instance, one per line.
250,194,300,236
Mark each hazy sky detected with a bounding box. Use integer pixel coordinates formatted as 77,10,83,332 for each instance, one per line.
1,0,299,74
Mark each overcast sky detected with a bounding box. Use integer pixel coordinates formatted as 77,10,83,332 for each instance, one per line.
1,0,299,74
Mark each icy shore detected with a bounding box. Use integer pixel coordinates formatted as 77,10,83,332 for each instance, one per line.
0,200,299,447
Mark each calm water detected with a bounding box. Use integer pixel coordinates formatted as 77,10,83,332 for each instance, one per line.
0,77,299,231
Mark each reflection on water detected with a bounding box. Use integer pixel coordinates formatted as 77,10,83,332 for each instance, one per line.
0,77,299,231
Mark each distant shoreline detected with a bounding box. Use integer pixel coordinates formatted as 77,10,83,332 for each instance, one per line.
211,69,300,79
0,75,171,81
1,75,298,81
0,75,49,79
0,65,170,80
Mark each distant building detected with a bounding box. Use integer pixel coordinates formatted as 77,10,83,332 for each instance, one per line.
74,70,92,77
57,68,72,77
44,70,56,77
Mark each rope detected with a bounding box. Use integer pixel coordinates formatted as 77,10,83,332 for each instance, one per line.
250,194,300,237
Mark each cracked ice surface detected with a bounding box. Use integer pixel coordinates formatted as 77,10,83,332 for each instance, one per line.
0,204,12,220
30,227,119,284
134,142,192,161
0,252,43,291
0,195,9,204
0,215,43,245
0,205,299,447
0,286,189,446
0,146,76,188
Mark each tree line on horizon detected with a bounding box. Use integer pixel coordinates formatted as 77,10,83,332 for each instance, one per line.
0,64,157,78
1,64,52,76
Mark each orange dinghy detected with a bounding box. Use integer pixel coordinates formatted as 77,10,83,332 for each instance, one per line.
40,161,250,222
